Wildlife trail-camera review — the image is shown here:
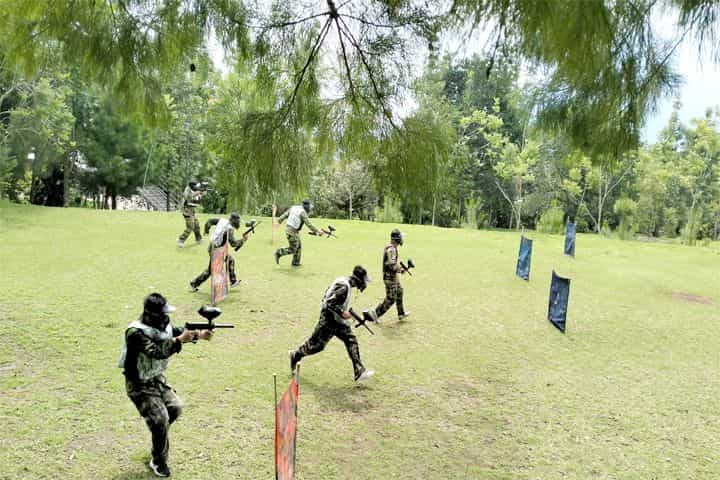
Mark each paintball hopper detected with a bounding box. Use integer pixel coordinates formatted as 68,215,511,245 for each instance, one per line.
197,305,222,322
244,219,261,233
185,305,234,331
325,225,338,238
401,258,415,276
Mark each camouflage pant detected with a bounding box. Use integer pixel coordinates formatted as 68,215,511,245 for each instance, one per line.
178,215,201,243
277,230,302,266
126,377,183,467
374,279,405,318
191,254,236,287
295,312,365,379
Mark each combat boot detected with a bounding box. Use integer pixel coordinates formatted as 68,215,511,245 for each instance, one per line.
149,459,170,477
363,309,378,325
289,350,300,374
355,368,375,383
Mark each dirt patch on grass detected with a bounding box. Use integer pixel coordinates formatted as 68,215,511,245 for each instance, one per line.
671,292,714,305
66,432,115,456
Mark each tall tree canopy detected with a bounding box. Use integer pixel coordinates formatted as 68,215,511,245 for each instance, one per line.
2,0,720,201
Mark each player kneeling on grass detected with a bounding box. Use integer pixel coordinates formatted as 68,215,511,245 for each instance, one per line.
118,293,212,477
289,266,375,383
365,229,411,323
189,212,249,292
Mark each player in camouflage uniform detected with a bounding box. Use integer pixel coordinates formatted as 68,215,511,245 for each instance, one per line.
274,200,324,266
189,212,249,292
177,181,204,247
119,293,213,477
366,229,411,322
289,266,375,383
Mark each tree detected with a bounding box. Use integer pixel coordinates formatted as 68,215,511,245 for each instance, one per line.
311,161,378,220
457,100,538,229
678,113,720,244
3,0,718,189
6,76,74,206
75,92,146,209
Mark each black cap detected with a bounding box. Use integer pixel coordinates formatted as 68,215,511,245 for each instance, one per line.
143,293,175,316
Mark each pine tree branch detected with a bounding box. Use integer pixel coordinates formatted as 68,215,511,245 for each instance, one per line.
257,11,331,31
343,14,410,29
278,16,333,126
337,15,397,130
335,18,356,104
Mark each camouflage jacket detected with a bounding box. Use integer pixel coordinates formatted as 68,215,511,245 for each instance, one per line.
321,276,352,320
277,206,319,234
382,244,401,281
181,186,199,217
120,318,184,383
204,218,245,252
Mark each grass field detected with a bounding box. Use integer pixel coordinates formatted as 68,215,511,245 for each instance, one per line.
1,201,719,480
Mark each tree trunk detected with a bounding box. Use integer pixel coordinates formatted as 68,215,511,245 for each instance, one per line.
431,195,436,226
111,194,117,210
685,196,698,245
515,183,522,230
597,188,603,234
63,156,70,207
458,197,462,225
349,189,353,220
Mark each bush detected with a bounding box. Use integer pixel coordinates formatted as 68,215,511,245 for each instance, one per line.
462,195,485,229
614,197,637,240
537,203,565,234
375,196,404,223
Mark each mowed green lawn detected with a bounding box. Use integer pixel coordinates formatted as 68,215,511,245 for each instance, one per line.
0,201,719,480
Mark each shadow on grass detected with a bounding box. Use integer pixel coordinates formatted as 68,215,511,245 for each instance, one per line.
301,376,377,414
376,319,412,340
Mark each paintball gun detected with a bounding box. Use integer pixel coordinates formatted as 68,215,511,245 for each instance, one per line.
329,306,374,335
350,308,374,335
234,220,261,251
184,305,235,331
309,225,338,239
243,219,261,236
400,258,415,276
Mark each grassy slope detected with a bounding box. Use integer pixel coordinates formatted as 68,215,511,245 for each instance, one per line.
0,202,719,480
